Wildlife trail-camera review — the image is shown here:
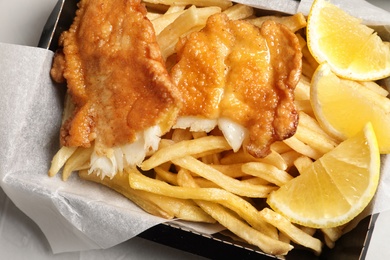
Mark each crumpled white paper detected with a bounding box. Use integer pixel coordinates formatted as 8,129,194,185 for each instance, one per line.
0,43,168,253
1,0,390,255
234,0,390,25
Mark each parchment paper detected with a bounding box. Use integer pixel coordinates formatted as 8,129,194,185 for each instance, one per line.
1,0,390,254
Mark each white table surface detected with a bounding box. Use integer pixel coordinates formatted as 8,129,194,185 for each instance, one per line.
1,0,390,259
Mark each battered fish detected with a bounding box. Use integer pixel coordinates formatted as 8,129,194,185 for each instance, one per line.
170,13,302,158
51,0,181,178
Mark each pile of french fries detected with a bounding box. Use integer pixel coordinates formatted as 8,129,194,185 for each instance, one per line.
49,0,390,256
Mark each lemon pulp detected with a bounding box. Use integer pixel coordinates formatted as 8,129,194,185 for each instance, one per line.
307,0,390,81
267,123,380,228
311,63,390,154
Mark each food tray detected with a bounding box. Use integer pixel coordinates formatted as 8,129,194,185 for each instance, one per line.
38,1,378,258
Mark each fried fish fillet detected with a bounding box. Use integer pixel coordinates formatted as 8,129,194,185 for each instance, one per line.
50,0,181,178
170,13,302,157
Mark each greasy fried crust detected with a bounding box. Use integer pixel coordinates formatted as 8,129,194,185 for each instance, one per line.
50,50,66,83
51,0,181,153
245,19,301,157
170,14,302,157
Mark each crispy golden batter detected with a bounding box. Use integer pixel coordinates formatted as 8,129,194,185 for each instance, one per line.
50,0,181,154
170,13,302,157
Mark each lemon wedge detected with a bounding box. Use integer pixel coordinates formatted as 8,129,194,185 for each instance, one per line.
307,0,390,81
311,62,390,154
267,123,380,228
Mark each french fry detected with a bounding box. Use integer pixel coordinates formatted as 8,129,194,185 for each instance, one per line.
191,131,208,139
193,176,220,188
154,194,216,223
280,150,303,169
295,100,314,117
144,2,170,13
79,170,173,219
146,11,163,20
154,165,178,185
295,112,340,154
80,169,215,223
172,155,277,197
293,124,336,155
165,4,186,14
152,10,186,35
321,226,345,249
279,232,291,244
321,226,344,243
295,33,307,49
359,81,389,96
157,5,221,60
298,112,338,143
242,162,294,187
177,169,293,256
223,4,254,20
270,141,292,154
294,155,314,174
294,75,311,101
302,45,319,72
141,135,231,170
48,146,77,177
128,168,279,239
301,226,317,236
220,149,288,171
210,163,248,178
240,177,270,186
171,128,193,142
199,152,221,164
323,234,335,249
62,146,93,181
283,136,323,160
259,208,323,255
302,59,316,78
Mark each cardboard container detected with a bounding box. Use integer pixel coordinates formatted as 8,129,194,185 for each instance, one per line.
38,0,379,258
138,215,377,259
